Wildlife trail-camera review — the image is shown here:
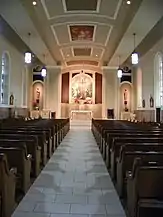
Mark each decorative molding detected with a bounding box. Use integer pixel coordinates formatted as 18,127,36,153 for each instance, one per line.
62,0,101,13
46,65,62,69
51,21,112,28
41,0,122,20
104,26,113,46
102,66,118,70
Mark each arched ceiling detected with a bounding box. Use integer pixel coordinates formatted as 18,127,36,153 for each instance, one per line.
0,0,163,68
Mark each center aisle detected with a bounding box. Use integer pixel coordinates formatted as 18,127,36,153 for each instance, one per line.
12,121,126,217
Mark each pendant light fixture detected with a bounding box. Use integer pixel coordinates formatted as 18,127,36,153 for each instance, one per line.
117,55,122,78
131,33,139,65
41,54,47,77
25,33,32,64
41,66,47,77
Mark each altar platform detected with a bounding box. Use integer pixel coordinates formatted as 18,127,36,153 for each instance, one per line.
61,103,102,119
70,110,92,120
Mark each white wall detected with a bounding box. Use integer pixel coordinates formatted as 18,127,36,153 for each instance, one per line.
103,69,117,118
137,36,163,109
0,34,29,107
46,68,61,118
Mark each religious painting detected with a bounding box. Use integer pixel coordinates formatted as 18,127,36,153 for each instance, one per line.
71,73,93,104
123,89,128,112
32,82,43,110
69,25,94,41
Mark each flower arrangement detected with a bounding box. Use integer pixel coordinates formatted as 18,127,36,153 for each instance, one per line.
33,101,39,110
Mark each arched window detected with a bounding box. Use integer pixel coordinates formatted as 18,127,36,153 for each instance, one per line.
1,52,10,104
154,52,163,107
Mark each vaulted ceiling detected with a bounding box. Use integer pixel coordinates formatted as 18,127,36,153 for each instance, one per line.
0,0,163,68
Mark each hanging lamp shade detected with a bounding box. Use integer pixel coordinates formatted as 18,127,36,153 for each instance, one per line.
117,68,122,78
41,53,47,77
25,52,32,64
41,66,47,77
131,52,139,64
117,55,123,78
131,33,139,65
24,33,32,64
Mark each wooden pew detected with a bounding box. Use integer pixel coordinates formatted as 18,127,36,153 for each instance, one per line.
0,153,16,217
0,137,41,177
108,137,163,173
0,118,70,152
12,126,53,158
92,119,163,217
110,135,163,179
116,150,163,197
0,117,70,217
127,158,163,217
0,146,32,194
0,130,47,166
104,130,163,164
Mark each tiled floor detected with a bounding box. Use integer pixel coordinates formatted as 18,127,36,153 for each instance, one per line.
12,121,126,217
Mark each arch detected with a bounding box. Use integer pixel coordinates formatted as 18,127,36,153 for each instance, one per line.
154,52,163,107
32,80,44,110
119,81,133,116
0,51,10,105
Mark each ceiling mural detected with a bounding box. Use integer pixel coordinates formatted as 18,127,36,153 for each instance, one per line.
69,25,95,41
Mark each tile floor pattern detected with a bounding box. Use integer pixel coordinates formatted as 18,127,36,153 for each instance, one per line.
12,121,126,217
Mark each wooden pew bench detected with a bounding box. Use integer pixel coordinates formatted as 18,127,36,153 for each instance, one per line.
0,153,16,217
116,150,163,197
13,126,53,158
0,130,47,166
0,146,31,194
110,135,163,179
0,137,41,177
104,130,163,165
127,159,163,217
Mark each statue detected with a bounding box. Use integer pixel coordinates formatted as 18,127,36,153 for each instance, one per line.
33,87,40,110
123,89,128,112
150,95,154,108
9,93,14,105
36,88,40,105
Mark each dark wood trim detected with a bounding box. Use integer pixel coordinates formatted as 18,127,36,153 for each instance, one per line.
61,72,69,103
95,72,102,104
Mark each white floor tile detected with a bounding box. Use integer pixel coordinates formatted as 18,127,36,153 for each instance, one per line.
55,195,87,204
50,215,88,217
34,203,70,213
70,204,106,215
12,212,50,217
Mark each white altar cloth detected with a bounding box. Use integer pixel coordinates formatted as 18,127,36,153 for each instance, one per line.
70,110,92,120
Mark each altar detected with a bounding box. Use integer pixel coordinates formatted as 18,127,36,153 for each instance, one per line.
70,110,92,120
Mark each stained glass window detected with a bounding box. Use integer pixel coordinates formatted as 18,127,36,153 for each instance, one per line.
1,52,9,104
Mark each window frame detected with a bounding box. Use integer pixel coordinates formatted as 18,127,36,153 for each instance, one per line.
0,51,10,105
